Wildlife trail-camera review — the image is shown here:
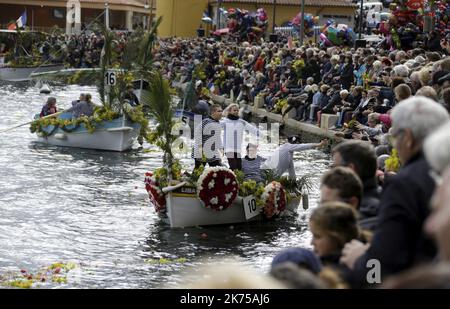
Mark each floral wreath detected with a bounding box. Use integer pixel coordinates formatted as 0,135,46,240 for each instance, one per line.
144,172,166,213
197,167,239,211
261,181,287,219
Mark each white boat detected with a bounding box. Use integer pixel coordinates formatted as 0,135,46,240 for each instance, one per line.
36,113,141,152
163,185,301,228
0,64,64,82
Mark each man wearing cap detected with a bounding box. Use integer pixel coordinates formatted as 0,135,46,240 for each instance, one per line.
261,136,328,179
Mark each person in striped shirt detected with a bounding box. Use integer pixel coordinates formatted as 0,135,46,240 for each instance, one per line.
193,104,224,169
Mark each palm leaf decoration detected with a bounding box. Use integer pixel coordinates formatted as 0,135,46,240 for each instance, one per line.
133,16,163,116
146,72,176,173
134,16,162,74
96,21,117,106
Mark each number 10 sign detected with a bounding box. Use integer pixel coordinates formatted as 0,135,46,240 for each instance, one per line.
243,195,260,220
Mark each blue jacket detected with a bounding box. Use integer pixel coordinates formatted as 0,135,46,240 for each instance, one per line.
354,64,366,86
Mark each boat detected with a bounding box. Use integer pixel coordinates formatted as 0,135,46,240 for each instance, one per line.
0,63,64,82
35,112,141,151
163,185,301,228
0,29,65,82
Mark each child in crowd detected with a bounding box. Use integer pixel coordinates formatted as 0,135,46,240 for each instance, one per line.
309,202,370,268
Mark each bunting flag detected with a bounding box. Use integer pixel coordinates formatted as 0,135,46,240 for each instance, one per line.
8,11,27,30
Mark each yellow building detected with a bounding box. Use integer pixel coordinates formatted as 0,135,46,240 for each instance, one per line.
156,0,209,38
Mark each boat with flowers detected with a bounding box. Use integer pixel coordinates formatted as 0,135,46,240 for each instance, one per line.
0,30,64,82
145,166,306,228
30,110,142,152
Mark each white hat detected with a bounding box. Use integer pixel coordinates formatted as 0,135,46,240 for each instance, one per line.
195,80,202,88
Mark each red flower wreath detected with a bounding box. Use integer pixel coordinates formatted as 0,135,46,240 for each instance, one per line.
144,172,166,213
197,167,239,211
261,181,287,219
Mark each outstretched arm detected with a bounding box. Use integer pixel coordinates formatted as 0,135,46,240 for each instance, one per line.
288,139,329,152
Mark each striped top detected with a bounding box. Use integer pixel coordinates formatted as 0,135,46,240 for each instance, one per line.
242,156,266,183
193,117,222,162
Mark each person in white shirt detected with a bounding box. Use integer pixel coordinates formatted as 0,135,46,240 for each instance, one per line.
221,103,261,170
261,136,328,179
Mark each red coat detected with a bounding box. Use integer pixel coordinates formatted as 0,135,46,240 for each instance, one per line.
254,57,265,72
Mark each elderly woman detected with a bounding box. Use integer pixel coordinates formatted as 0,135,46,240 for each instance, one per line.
416,86,439,102
424,122,450,175
340,96,449,287
423,122,450,263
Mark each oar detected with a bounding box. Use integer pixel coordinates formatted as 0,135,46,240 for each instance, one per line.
0,111,65,134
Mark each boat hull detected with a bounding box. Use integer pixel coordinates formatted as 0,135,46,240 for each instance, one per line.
36,115,141,152
165,189,300,228
0,64,64,82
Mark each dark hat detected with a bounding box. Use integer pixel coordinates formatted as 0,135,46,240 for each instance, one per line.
432,70,450,85
271,248,323,274
287,134,302,144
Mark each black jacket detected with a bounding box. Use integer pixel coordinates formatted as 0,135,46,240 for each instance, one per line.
359,178,381,219
351,152,437,287
340,63,354,90
358,177,381,231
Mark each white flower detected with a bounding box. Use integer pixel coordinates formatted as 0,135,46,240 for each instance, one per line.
224,178,231,185
208,180,215,189
210,197,219,205
224,192,233,202
213,173,217,178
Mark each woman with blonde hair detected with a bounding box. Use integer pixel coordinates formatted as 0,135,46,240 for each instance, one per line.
221,103,260,171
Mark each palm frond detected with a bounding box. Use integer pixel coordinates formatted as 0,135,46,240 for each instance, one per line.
135,16,162,73
147,72,173,128
91,21,117,105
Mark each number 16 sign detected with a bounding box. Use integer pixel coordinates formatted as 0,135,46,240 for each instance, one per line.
104,71,117,86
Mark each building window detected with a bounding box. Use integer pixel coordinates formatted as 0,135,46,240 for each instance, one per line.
52,9,65,19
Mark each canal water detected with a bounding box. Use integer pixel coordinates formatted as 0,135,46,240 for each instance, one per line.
0,82,330,288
